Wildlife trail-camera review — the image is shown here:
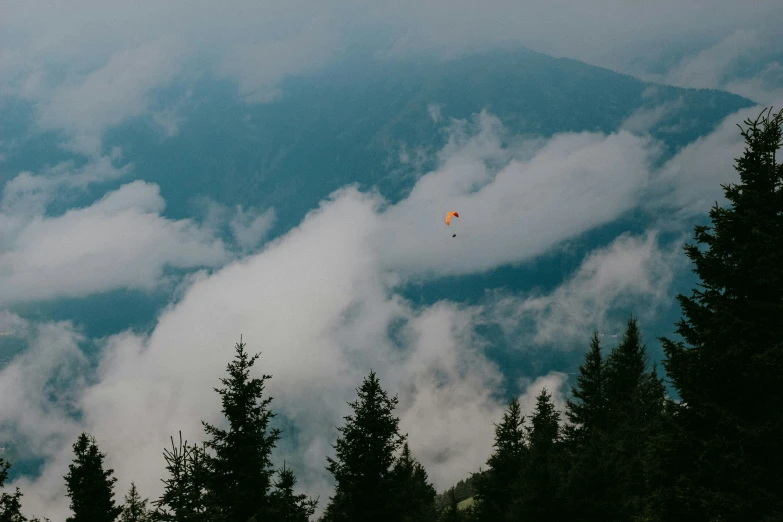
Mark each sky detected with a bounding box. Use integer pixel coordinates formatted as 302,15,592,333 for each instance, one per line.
1,1,783,519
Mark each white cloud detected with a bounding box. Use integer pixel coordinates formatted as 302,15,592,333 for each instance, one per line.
659,29,760,90
1,101,760,519
152,110,182,139
377,111,657,277
620,97,685,135
371,1,782,78
639,30,783,107
723,62,783,106
34,39,184,155
3,0,782,158
517,371,569,417
229,205,276,252
1,317,94,521
0,186,504,518
488,231,680,347
0,320,86,456
4,193,684,519
0,181,230,305
1,151,131,217
648,104,781,219
216,16,340,103
187,198,277,252
428,103,442,124
393,302,506,485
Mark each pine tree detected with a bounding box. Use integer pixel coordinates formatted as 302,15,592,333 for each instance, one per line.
511,388,566,522
471,398,525,522
604,319,649,418
202,338,280,522
636,395,696,522
0,457,27,522
434,475,478,513
121,483,151,522
267,462,317,522
660,107,783,520
185,444,213,520
565,332,607,443
562,332,613,521
0,488,25,522
152,434,210,522
601,319,665,520
322,370,405,522
388,443,437,522
64,433,123,522
437,487,465,522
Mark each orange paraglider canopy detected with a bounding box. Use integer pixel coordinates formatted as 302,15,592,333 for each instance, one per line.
445,211,460,225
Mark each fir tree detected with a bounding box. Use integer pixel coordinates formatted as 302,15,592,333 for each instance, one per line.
121,483,151,522
471,398,525,522
0,491,24,521
636,395,697,522
202,338,280,522
565,332,607,442
512,388,566,522
604,318,649,417
152,434,210,522
322,370,405,522
601,319,665,520
0,457,27,522
388,443,437,522
562,333,613,521
437,487,465,522
434,475,478,513
0,489,25,522
660,107,783,520
267,462,317,522
64,433,123,522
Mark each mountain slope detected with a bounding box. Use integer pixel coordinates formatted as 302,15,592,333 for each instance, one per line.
102,46,753,230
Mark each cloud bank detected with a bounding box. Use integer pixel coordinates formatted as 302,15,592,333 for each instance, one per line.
1,103,734,518
2,0,781,158
0,180,230,305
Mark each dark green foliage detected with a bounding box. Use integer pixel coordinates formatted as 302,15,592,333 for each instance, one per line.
564,319,665,521
636,397,701,522
434,475,478,513
322,370,406,522
437,487,469,522
561,427,614,522
511,388,567,522
603,319,666,519
471,398,525,522
0,483,25,521
201,338,281,522
64,433,123,522
267,462,318,522
0,489,25,522
564,332,607,446
660,107,783,521
387,443,437,522
0,457,27,522
151,434,210,522
121,483,151,522
152,338,314,522
561,333,614,521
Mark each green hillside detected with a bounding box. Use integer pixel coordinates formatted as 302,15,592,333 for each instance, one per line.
101,46,753,230
457,497,475,511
